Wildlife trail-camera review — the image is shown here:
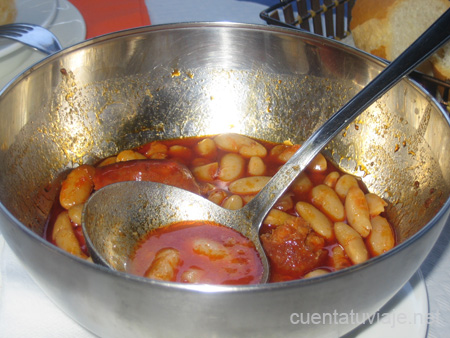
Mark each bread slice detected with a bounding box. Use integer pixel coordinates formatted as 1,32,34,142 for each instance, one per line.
0,0,17,25
432,42,450,82
350,0,449,61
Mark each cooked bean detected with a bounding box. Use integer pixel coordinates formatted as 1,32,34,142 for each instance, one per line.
335,174,359,200
270,144,300,163
274,193,294,211
93,159,200,194
248,156,266,176
263,209,298,226
194,138,217,159
59,165,95,210
180,267,206,284
116,150,146,162
192,238,229,259
168,145,193,162
192,162,219,182
295,202,333,241
324,171,340,188
218,153,245,181
97,156,117,167
307,153,327,172
145,248,181,281
291,172,313,195
228,176,271,195
311,184,345,222
366,216,395,256
365,193,388,217
334,222,369,265
331,246,352,271
214,133,267,157
222,194,243,210
144,141,168,159
241,195,255,204
304,269,329,278
52,211,87,259
208,189,228,205
68,204,84,226
345,186,372,237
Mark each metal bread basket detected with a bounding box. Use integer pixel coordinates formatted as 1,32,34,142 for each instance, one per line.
260,0,450,111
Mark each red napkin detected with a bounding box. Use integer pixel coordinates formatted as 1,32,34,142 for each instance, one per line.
68,0,151,39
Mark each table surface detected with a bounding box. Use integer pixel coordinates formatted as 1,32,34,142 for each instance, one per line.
1,0,450,337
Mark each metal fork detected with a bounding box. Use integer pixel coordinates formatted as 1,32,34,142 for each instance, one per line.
0,23,62,55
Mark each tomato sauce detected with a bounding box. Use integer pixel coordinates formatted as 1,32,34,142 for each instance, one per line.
48,133,395,284
127,221,263,285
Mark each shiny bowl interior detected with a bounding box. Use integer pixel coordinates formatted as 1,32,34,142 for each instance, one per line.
0,22,449,337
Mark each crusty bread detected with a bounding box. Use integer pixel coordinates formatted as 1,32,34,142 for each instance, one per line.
350,0,450,98
431,40,450,83
0,0,16,25
350,0,449,61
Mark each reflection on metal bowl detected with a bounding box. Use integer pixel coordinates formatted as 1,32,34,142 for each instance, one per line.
0,22,449,337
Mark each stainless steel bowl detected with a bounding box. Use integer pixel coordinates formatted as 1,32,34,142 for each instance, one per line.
0,22,449,337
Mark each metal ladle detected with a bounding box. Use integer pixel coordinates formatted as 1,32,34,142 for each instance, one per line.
82,9,450,283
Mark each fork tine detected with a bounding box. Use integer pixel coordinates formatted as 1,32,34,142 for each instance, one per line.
0,23,62,55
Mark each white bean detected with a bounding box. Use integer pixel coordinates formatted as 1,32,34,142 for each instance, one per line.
52,211,86,259
248,156,266,176
295,202,334,241
218,153,245,181
222,194,244,210
68,204,84,226
291,172,313,195
335,174,359,200
228,176,271,195
168,145,193,161
208,189,228,205
274,193,294,211
214,133,267,157
145,248,181,281
324,171,340,188
116,150,146,162
304,269,329,278
194,138,217,158
270,144,300,163
311,184,345,222
365,193,388,217
144,141,168,159
307,153,327,172
192,162,219,182
345,186,372,238
59,165,95,210
192,238,228,259
263,209,298,226
97,156,117,167
180,267,206,284
366,216,395,256
334,222,369,265
331,245,351,270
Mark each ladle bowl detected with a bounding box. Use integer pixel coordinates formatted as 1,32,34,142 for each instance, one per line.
83,181,271,282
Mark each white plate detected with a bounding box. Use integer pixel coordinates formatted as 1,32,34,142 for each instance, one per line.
0,0,86,90
0,0,58,58
344,270,428,338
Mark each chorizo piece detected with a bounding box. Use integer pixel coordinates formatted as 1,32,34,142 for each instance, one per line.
93,159,200,194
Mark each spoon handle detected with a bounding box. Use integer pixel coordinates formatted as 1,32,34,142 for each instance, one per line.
246,8,450,226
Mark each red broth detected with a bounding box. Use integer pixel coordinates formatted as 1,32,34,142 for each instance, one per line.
127,221,263,285
48,134,396,284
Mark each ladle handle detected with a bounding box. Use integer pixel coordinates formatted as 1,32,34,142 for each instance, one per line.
246,8,450,226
